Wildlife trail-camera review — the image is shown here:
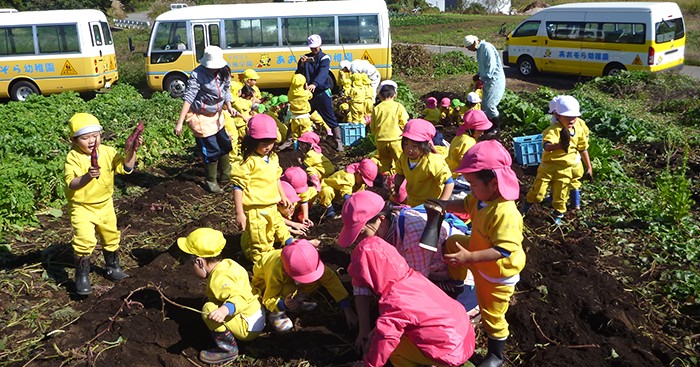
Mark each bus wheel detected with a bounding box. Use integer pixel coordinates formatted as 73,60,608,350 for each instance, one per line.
517,56,537,77
603,63,626,76
10,81,39,101
164,74,187,98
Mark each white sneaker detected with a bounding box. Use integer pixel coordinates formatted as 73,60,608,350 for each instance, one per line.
268,311,293,333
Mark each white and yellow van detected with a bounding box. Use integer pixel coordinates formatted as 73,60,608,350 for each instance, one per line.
503,2,685,77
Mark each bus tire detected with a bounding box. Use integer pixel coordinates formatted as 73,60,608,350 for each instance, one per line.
603,63,626,76
164,73,188,98
10,80,40,101
517,56,537,77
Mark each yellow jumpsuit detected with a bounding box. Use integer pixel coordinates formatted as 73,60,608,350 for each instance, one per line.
422,107,442,125
230,97,253,142
445,134,477,179
370,99,409,174
318,170,364,207
64,145,133,256
251,249,350,313
525,122,587,213
203,259,264,340
570,118,590,191
445,194,525,340
288,74,315,139
303,150,336,179
396,153,452,207
348,74,367,124
231,153,292,263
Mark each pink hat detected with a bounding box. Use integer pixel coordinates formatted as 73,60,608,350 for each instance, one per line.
441,97,451,108
426,97,437,109
298,131,322,154
456,109,493,136
280,181,300,204
454,140,520,201
281,166,309,194
402,119,437,153
338,191,386,248
281,239,325,284
345,158,378,187
248,114,278,140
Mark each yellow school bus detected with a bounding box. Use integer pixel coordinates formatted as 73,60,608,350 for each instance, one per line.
145,0,392,97
0,9,118,101
503,2,685,77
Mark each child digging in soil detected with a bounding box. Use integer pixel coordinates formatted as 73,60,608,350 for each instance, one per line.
281,166,318,227
369,81,409,175
392,118,454,207
436,140,526,367
252,239,357,333
177,228,265,365
297,131,336,190
522,95,590,224
65,112,141,296
232,114,294,264
318,158,379,218
279,180,311,236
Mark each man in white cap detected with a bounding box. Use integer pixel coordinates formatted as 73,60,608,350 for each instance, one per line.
341,59,381,100
464,35,505,127
296,34,344,151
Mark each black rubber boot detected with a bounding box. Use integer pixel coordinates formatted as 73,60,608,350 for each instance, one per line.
199,331,239,364
479,338,506,367
75,256,92,295
205,162,222,193
103,250,128,281
331,126,344,152
218,154,231,184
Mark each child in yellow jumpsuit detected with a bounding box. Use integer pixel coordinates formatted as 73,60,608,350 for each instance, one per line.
393,119,454,207
252,239,357,333
348,73,370,124
446,109,492,179
281,166,318,228
177,228,264,364
450,98,466,126
232,114,294,264
319,158,378,218
229,85,255,143
243,68,262,104
439,140,526,367
466,91,482,112
370,80,409,175
522,95,590,224
64,113,140,296
278,181,311,236
297,131,336,190
286,74,315,144
421,97,441,125
338,60,353,96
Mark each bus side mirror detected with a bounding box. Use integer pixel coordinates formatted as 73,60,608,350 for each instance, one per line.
128,37,135,52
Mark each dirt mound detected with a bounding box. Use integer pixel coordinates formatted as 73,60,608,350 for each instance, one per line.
522,1,549,15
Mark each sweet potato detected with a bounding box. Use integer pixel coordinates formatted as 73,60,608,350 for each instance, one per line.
91,146,99,169
126,120,144,151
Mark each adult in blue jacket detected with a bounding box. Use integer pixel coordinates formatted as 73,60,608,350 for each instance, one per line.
464,35,506,128
296,34,344,151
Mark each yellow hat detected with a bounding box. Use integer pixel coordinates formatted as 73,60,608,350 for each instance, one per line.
177,228,226,257
69,113,102,137
244,69,260,80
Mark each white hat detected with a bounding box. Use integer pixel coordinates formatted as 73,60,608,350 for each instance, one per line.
379,79,398,90
467,92,481,103
464,35,479,47
339,60,351,71
307,34,322,48
556,95,581,117
548,96,563,113
200,45,227,69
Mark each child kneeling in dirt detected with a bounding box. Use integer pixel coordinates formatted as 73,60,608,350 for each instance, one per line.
437,140,526,367
64,113,141,296
318,158,379,218
251,239,357,333
177,228,265,365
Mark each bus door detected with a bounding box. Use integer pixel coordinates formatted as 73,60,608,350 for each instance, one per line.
192,22,221,62
88,21,110,86
543,17,584,75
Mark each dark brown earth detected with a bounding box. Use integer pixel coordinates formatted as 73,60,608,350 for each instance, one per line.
1,77,686,367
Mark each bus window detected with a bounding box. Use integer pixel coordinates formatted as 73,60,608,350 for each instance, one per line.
194,24,205,61
153,21,187,50
225,18,278,48
339,15,379,44
0,27,34,55
512,21,540,37
92,23,103,46
100,21,113,46
208,23,220,47
547,22,581,40
37,25,80,53
656,18,684,43
282,16,335,46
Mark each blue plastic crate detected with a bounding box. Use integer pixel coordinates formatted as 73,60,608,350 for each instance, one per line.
513,134,543,166
340,123,366,146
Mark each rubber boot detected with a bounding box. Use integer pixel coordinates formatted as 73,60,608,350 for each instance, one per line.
331,126,344,152
479,338,506,367
199,331,239,364
325,204,336,218
75,256,92,296
419,200,446,252
552,210,564,225
205,162,222,193
103,250,128,281
570,189,581,210
217,154,231,185
268,311,293,333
